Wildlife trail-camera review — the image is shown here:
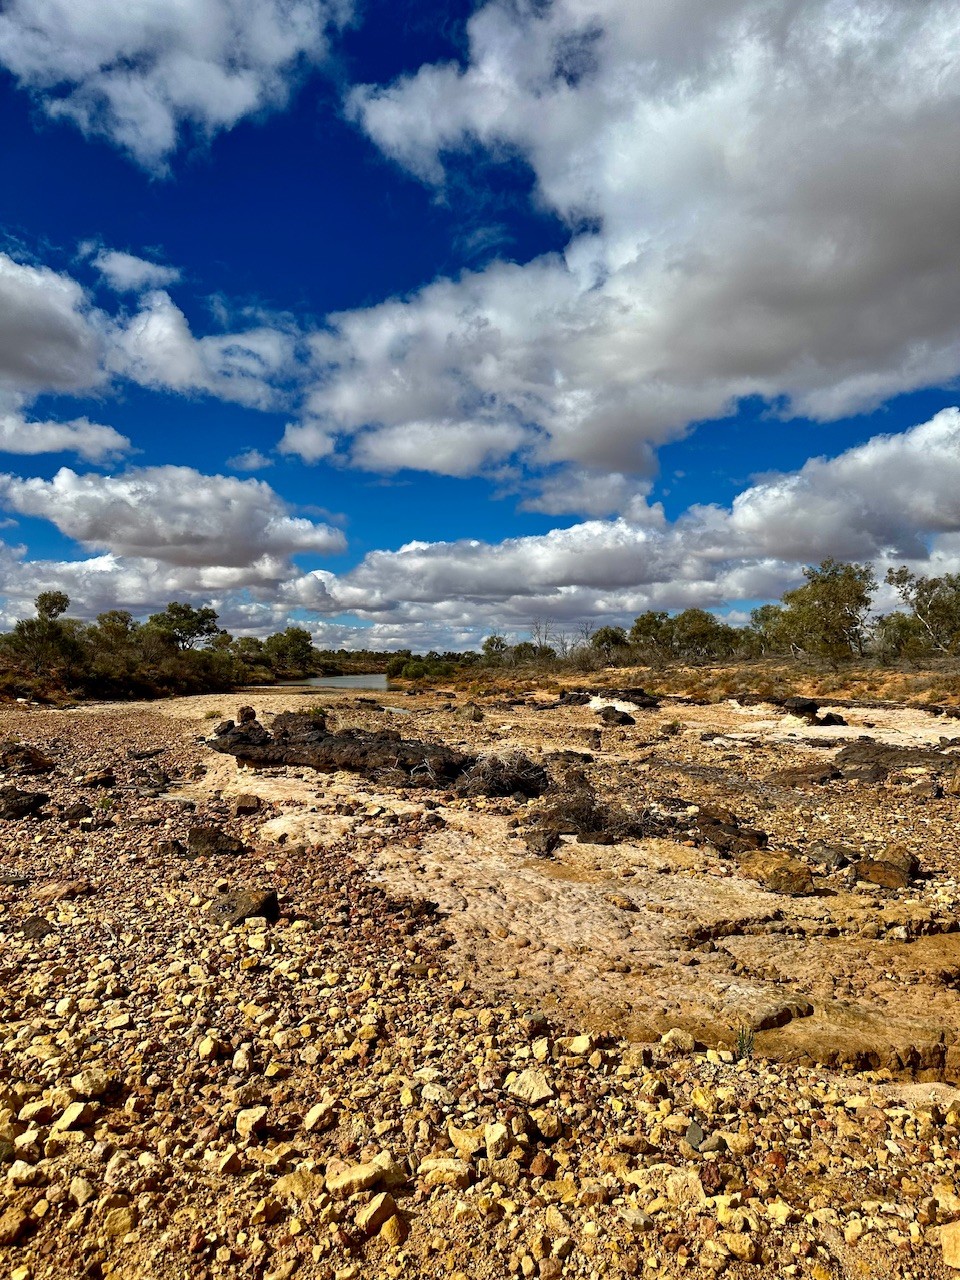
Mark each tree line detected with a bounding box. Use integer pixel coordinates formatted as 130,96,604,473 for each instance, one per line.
0,594,382,699
481,560,960,670
3,558,958,700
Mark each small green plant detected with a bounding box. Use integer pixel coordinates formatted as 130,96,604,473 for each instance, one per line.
95,795,114,812
659,719,683,737
203,708,222,720
734,1024,755,1061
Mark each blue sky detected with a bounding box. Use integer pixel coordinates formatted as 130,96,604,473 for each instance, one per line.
0,0,959,649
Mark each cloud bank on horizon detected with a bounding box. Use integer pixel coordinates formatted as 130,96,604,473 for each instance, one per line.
0,0,959,647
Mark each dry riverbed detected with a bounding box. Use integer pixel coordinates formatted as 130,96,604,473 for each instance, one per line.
1,681,960,1279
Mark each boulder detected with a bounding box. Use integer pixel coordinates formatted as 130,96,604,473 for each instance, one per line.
806,841,856,869
738,851,814,896
210,710,547,796
783,696,819,719
186,826,247,858
0,786,48,819
206,887,279,927
855,845,919,889
0,741,55,775
598,707,635,726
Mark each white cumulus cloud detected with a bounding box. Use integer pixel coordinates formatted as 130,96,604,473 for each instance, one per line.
0,0,351,168
93,249,181,292
0,411,130,462
297,0,960,482
0,465,346,570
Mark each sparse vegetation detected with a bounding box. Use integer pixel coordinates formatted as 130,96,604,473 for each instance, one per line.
735,1024,756,1061
6,556,960,704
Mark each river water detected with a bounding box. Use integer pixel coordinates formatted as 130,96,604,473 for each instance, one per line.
300,673,388,690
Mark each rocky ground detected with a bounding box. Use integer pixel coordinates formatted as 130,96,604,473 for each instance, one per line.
1,679,960,1278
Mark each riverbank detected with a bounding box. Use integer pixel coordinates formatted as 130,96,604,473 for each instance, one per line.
1,685,960,1277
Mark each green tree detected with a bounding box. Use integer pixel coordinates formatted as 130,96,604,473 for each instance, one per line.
669,609,738,660
35,590,70,622
628,611,673,661
481,634,508,664
590,625,629,661
778,559,876,663
263,626,316,676
146,601,222,650
874,610,926,665
885,567,960,655
5,592,83,678
94,610,138,643
749,603,787,654
511,640,539,663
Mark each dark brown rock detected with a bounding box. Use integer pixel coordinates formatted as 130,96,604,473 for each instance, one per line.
855,844,919,889
806,840,855,869
34,878,92,904
856,859,911,889
0,741,55,774
835,739,958,783
598,707,635,726
206,887,279,927
209,711,548,796
187,826,247,858
783,696,819,719
61,801,92,826
18,915,54,940
0,786,48,819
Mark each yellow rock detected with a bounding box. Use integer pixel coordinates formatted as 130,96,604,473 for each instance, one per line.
356,1192,397,1235
303,1098,336,1132
419,1157,471,1189
102,1206,137,1237
448,1121,484,1160
380,1214,408,1247
941,1220,960,1270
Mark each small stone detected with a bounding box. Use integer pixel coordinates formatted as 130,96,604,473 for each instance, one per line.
379,1214,408,1248
327,1152,405,1197
197,1036,221,1061
236,1106,269,1140
721,1232,757,1263
0,1207,30,1245
485,1122,510,1161
103,1206,137,1237
356,1192,397,1235
69,1068,113,1100
660,1027,696,1053
51,1101,98,1132
207,888,279,927
509,1069,554,1105
685,1120,705,1149
303,1098,336,1132
738,851,813,895
488,1158,521,1187
7,1160,43,1187
419,1157,471,1189
250,1197,282,1225
70,1176,96,1206
448,1122,484,1160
